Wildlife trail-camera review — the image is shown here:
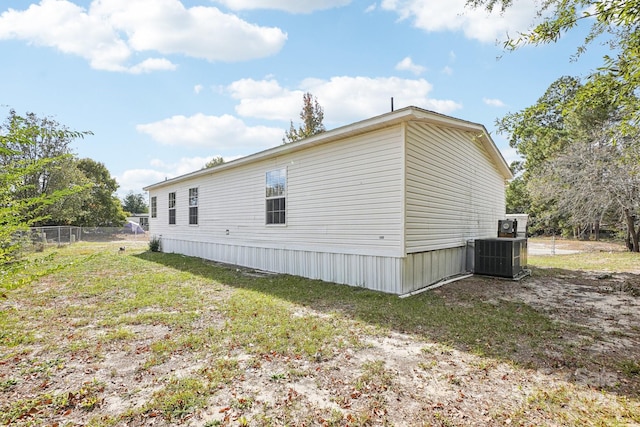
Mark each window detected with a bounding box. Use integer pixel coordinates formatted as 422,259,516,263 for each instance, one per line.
168,192,176,225
189,187,198,225
150,196,157,218
266,168,286,224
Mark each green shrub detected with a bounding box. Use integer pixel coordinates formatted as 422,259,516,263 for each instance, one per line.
149,236,162,252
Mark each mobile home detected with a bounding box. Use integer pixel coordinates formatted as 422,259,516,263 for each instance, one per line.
144,106,512,294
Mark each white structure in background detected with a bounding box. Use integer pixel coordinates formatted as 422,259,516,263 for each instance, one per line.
505,213,529,238
144,106,512,295
126,214,149,230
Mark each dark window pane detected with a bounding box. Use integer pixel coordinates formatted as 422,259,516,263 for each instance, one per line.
266,197,285,224
151,197,157,218
189,207,198,225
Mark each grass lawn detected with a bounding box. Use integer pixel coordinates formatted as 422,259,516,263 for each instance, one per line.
1,240,639,426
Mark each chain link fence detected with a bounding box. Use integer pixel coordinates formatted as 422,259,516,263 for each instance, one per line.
25,226,148,249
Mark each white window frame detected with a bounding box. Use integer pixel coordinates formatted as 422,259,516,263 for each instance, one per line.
265,168,286,225
150,196,157,218
168,192,176,225
188,187,198,225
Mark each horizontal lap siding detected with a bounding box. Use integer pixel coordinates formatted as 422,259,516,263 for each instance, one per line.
149,126,405,259
287,127,404,256
405,122,506,253
149,166,260,243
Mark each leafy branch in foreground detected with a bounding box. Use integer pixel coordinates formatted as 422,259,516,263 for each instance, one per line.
467,0,640,127
0,110,92,263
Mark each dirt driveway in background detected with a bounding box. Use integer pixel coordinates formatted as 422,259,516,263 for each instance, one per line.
527,238,626,255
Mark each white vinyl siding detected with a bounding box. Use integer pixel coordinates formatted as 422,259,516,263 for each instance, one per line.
148,126,405,258
145,107,511,294
404,121,506,252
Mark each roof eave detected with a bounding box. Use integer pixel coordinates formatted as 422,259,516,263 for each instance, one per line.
143,106,513,190
144,107,417,191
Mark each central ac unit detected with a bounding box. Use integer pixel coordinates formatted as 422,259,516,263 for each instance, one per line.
474,238,527,278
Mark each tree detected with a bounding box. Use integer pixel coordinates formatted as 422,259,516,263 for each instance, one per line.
497,76,581,233
498,76,581,178
468,1,640,245
505,162,530,215
203,156,225,169
467,0,640,127
0,110,93,226
283,92,326,143
122,191,149,214
0,111,90,262
500,73,640,247
43,156,92,225
75,158,127,227
564,74,640,247
465,0,639,56
0,110,86,196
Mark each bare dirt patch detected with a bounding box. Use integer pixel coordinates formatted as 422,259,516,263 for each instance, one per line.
1,241,639,426
441,271,640,390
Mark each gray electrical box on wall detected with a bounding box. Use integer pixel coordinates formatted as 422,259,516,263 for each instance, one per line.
474,237,528,278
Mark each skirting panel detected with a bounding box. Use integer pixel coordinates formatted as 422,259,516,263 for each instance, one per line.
402,246,468,294
161,238,403,294
160,238,467,295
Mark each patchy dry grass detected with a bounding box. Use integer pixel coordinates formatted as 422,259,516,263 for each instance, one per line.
0,240,639,426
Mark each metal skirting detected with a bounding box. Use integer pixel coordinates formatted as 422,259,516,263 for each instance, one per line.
160,238,403,294
160,238,469,295
402,246,468,294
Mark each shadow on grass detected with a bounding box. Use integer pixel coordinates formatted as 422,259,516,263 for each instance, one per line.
135,251,639,398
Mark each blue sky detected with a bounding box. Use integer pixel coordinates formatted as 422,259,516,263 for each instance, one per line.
0,0,611,197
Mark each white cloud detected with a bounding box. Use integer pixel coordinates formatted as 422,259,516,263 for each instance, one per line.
194,84,204,95
365,3,377,13
229,76,462,125
136,113,283,151
149,157,213,175
0,0,287,72
212,0,351,13
117,168,167,195
483,97,506,107
395,56,427,75
228,80,300,121
118,154,249,194
441,65,453,75
228,79,287,99
380,0,539,43
129,58,177,74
